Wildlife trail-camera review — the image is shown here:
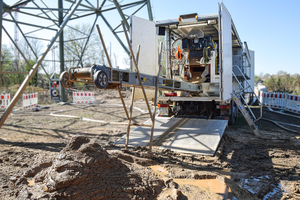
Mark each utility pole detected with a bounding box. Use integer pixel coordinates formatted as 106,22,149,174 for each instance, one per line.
58,0,66,102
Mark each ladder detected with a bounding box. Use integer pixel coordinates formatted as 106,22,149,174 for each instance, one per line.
232,65,262,137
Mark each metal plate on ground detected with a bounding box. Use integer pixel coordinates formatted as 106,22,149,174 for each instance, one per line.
114,117,184,147
160,119,228,155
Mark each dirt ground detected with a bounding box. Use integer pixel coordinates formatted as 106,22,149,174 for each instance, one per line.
0,90,300,199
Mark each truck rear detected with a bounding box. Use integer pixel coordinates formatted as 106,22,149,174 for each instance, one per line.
134,3,255,124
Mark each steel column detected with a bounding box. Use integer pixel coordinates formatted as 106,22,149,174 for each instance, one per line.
0,0,83,128
99,13,129,55
112,0,130,31
32,2,60,27
146,0,153,21
59,0,66,102
2,18,57,31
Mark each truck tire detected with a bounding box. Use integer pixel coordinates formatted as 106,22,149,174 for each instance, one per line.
229,101,237,125
94,70,108,89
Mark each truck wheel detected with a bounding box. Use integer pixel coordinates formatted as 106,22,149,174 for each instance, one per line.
60,71,73,89
94,70,108,89
229,101,237,125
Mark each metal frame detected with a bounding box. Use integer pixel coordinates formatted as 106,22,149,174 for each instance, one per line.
0,0,154,128
95,20,159,151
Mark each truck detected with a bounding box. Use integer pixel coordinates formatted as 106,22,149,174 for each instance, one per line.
60,2,260,154
138,3,255,125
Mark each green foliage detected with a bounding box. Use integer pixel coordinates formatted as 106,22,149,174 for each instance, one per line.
1,37,44,89
254,75,262,84
0,45,28,87
0,45,13,87
258,71,300,95
25,60,37,85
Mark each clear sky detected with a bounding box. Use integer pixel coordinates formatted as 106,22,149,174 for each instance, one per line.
2,0,300,76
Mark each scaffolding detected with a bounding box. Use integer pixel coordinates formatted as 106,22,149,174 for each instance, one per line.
0,0,153,128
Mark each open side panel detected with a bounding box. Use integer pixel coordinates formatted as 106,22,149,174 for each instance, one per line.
219,2,232,102
130,16,158,100
130,16,158,75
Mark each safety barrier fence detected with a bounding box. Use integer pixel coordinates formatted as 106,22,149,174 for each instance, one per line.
23,93,38,109
286,94,300,114
261,92,300,114
73,92,95,104
0,94,10,109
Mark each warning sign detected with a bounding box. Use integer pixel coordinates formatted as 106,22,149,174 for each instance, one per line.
50,79,60,101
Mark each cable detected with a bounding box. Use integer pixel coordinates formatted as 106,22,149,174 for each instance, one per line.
261,118,299,134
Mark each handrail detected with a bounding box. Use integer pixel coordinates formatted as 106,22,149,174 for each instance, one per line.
232,65,262,122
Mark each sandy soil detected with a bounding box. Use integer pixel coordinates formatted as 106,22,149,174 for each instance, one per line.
0,90,299,199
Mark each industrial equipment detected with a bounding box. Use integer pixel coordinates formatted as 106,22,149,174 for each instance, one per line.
60,2,262,146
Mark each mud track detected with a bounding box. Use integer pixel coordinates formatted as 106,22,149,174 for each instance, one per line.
0,92,299,199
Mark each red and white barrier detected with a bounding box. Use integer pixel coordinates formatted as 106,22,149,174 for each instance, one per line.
73,92,95,104
263,92,286,109
23,93,38,109
262,92,300,114
286,94,300,114
0,94,10,109
259,91,264,104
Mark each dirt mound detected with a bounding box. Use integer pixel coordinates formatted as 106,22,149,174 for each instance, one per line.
15,136,164,199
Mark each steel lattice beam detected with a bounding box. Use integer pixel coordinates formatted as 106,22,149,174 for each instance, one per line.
0,0,154,128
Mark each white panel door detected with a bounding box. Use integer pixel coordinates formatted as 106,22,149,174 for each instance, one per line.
130,16,158,75
219,3,232,101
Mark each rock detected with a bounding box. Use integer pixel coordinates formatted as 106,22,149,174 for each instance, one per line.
15,136,164,200
157,188,182,200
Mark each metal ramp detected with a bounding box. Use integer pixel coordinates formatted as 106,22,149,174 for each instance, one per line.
115,117,228,156
115,117,184,147
232,66,262,137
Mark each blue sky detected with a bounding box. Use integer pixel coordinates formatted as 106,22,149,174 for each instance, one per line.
3,0,300,75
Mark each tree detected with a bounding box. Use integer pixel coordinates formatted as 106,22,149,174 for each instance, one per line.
254,75,262,84
263,71,300,95
17,37,44,86
63,23,105,69
0,45,14,87
25,60,37,85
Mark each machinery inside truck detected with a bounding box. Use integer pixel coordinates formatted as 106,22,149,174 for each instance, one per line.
155,12,240,124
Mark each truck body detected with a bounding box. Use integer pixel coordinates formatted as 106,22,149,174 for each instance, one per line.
60,2,255,125
59,2,259,152
131,2,254,123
